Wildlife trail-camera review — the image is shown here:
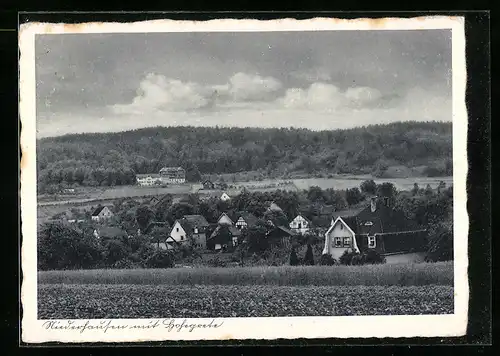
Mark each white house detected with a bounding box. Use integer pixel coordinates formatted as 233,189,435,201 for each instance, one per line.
220,192,231,201
322,217,360,260
169,220,190,249
136,174,163,186
217,213,233,226
289,214,312,235
91,206,113,222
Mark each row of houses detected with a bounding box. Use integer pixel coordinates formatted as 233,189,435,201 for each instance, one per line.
136,167,186,186
50,194,429,263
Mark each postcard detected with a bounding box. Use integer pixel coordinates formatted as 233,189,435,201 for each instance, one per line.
20,16,468,343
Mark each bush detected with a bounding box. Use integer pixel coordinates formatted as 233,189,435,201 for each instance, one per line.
143,250,175,268
206,256,227,268
303,244,315,265
363,250,386,264
339,250,360,266
319,254,336,266
289,248,299,266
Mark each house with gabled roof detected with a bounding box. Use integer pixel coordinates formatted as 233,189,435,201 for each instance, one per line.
169,214,210,249
234,211,258,230
207,224,242,251
323,197,428,263
202,179,215,190
220,192,231,201
289,214,312,235
91,206,113,222
217,212,233,226
266,225,297,248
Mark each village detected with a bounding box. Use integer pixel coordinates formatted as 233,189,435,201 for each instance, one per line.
41,165,445,268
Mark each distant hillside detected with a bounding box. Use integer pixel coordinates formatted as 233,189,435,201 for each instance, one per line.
36,121,453,193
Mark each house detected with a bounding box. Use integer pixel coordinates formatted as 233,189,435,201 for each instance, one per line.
148,196,160,205
289,214,312,235
323,197,428,263
217,213,233,226
159,167,186,184
50,210,84,224
136,173,163,186
207,224,242,251
266,226,297,248
91,206,113,222
169,214,210,249
234,211,258,230
220,192,231,201
202,180,215,190
267,201,284,213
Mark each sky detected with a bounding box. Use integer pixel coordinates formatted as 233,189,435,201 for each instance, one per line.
35,30,452,138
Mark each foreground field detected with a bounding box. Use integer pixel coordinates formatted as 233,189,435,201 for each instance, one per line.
38,284,453,318
38,262,453,287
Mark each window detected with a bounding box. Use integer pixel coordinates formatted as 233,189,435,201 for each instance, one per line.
194,228,198,234
181,236,184,241
368,235,376,248
340,224,344,230
365,221,373,226
343,237,351,247
176,227,179,232
334,237,342,247
298,223,302,229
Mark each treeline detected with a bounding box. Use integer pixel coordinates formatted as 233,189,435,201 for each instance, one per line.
37,121,452,193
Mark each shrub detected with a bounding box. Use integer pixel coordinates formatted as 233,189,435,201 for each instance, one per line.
339,250,360,265
319,254,336,266
303,244,315,265
289,248,299,266
363,250,386,264
206,256,227,268
143,250,175,268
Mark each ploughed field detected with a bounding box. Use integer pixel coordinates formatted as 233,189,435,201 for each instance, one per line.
38,262,454,318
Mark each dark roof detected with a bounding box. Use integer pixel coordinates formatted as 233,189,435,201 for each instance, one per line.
183,214,210,228
91,206,107,216
235,211,258,226
208,224,241,241
354,230,428,255
267,225,297,237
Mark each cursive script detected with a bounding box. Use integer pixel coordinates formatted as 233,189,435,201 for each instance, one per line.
42,319,224,334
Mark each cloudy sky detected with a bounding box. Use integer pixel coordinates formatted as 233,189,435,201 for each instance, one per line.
35,30,452,138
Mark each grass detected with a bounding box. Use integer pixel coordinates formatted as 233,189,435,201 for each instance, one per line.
38,261,453,287
38,284,454,318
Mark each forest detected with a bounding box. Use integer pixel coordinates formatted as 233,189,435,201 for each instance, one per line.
36,121,453,193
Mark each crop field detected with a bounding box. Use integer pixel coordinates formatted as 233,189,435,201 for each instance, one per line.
38,284,453,319
39,262,453,287
38,263,453,318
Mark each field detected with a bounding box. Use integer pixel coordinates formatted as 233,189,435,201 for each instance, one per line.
38,262,453,318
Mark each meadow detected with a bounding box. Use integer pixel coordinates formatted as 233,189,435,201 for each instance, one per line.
38,262,453,287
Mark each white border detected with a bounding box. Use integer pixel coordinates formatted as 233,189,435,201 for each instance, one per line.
20,16,468,343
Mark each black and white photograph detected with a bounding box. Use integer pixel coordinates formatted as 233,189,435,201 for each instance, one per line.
20,17,468,342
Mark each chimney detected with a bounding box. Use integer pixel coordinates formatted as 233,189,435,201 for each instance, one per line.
370,196,378,213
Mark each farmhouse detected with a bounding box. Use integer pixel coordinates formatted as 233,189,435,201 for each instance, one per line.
169,214,210,249
136,174,163,186
159,167,186,184
266,226,297,248
91,206,113,222
217,213,233,226
234,211,258,230
323,197,428,263
289,214,312,235
207,224,242,251
202,180,215,190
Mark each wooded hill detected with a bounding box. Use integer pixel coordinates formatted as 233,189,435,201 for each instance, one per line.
36,121,452,192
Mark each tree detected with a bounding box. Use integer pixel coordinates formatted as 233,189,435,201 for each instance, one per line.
143,250,175,268
412,183,420,196
135,205,154,231
303,243,315,265
319,253,336,266
426,220,453,262
425,184,434,196
346,187,363,206
376,182,398,199
289,248,299,266
360,179,377,195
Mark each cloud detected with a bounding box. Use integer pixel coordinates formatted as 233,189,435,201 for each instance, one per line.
290,68,332,82
280,82,383,111
111,72,283,115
